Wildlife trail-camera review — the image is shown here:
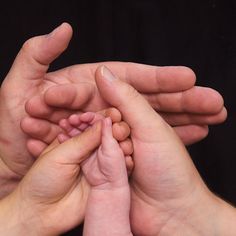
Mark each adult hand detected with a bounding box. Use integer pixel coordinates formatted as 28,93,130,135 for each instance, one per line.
0,121,102,236
94,66,235,236
0,23,73,198
0,22,226,198
25,64,226,147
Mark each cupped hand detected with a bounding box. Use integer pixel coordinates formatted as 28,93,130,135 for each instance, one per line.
0,22,226,199
0,23,73,186
94,66,224,236
25,64,226,148
10,120,102,236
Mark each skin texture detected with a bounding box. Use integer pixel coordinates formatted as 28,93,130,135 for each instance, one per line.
0,118,131,236
0,22,227,199
94,66,236,236
0,66,233,236
0,121,103,236
58,110,134,173
81,118,132,236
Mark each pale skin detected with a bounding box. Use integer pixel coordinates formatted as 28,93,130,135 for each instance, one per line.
19,65,236,235
0,121,104,236
0,116,132,236
0,67,233,236
58,110,134,172
0,22,227,199
0,65,233,235
80,117,132,236
93,66,236,236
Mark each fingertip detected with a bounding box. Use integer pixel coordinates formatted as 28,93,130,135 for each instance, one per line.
27,139,47,158
105,117,112,127
220,107,228,123
101,117,114,147
20,116,31,131
43,22,73,62
177,66,196,85
206,88,225,113
46,22,72,39
125,155,134,176
112,122,131,141
44,84,94,110
59,119,70,131
44,85,76,107
68,114,80,126
57,133,70,143
174,125,209,146
80,112,96,123
95,65,160,132
104,107,122,123
186,87,225,114
25,95,52,118
119,139,133,156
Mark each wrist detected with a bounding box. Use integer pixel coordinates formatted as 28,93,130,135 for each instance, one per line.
159,186,236,236
0,157,20,199
213,194,236,235
0,191,44,236
84,187,132,236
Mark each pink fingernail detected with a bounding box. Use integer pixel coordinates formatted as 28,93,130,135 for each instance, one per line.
101,66,116,81
105,117,112,127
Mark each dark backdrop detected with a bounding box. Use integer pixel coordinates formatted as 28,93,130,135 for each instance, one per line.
0,1,235,235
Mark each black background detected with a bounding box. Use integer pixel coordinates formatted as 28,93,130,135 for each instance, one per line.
0,1,236,235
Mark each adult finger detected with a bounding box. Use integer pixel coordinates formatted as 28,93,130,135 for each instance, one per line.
26,83,105,122
44,83,99,110
41,121,102,164
159,107,227,126
173,125,209,146
21,117,62,144
25,95,72,123
26,139,48,158
112,122,131,141
6,23,72,83
100,107,122,123
145,86,225,114
36,63,196,111
73,62,196,93
95,66,166,139
119,139,133,156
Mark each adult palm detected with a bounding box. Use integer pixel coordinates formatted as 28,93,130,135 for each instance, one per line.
95,67,219,235
0,23,226,196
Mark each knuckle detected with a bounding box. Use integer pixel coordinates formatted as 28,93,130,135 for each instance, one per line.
22,37,36,52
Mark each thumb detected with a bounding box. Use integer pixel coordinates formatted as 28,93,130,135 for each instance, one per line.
41,121,102,164
95,66,167,137
6,22,72,82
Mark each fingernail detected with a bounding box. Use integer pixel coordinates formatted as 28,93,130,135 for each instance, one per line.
92,120,102,131
47,23,63,37
105,117,112,127
101,66,116,81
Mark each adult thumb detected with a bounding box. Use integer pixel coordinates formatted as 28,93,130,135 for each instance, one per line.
6,22,72,82
41,121,102,165
95,66,167,136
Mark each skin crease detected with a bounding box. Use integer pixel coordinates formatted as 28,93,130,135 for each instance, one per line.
0,22,226,200
0,117,132,236
0,121,107,236
93,66,236,236
0,117,129,235
0,66,233,236
81,118,132,236
57,109,134,173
